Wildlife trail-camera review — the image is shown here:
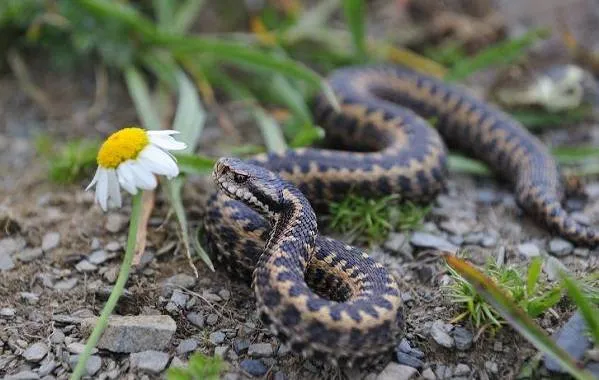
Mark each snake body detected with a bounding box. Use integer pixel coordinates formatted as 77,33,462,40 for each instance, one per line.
204,65,598,365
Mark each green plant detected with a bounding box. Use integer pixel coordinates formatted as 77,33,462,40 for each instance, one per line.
328,194,430,244
166,353,227,380
445,256,562,328
35,135,100,184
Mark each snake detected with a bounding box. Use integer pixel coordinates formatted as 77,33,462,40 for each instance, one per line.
203,65,598,366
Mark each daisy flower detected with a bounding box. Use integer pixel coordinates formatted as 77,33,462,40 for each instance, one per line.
86,127,187,211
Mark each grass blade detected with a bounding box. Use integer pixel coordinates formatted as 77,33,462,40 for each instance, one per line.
124,66,162,131
172,70,206,153
527,257,542,296
172,0,205,34
561,274,599,344
342,0,366,60
443,254,595,380
254,107,288,153
174,153,216,175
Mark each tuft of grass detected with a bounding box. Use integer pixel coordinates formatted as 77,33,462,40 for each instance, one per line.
328,194,430,244
445,256,562,329
166,352,226,380
35,135,99,184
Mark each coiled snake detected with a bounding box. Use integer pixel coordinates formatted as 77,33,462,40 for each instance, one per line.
204,65,598,366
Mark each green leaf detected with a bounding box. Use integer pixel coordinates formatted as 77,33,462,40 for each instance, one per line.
269,74,313,124
254,107,288,153
448,154,491,175
172,70,206,153
527,287,562,318
527,257,542,296
174,153,216,175
172,0,205,34
124,66,162,131
153,0,175,31
342,0,366,60
561,273,599,345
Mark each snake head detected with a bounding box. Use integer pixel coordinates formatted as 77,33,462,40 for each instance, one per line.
213,157,284,216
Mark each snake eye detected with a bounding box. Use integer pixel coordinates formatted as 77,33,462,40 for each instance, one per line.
233,173,248,184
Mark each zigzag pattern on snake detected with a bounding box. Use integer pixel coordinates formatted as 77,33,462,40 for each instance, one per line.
203,65,598,365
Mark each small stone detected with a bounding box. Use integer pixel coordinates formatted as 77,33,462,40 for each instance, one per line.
20,292,39,304
421,368,436,380
105,214,126,233
75,260,97,272
214,345,229,357
248,343,273,358
202,291,222,302
493,341,503,352
518,243,540,257
81,315,176,353
277,343,291,357
410,232,457,252
90,238,101,250
53,278,78,291
16,247,43,262
544,311,592,373
454,364,470,376
1,307,16,317
176,338,198,355
210,331,226,345
430,320,454,348
23,342,48,362
88,250,108,264
397,338,412,353
481,234,497,247
41,232,60,252
68,354,101,376
37,356,57,376
0,237,27,256
67,342,97,354
452,327,473,351
129,350,170,373
104,241,121,251
170,357,186,369
439,219,473,236
170,290,189,308
0,251,15,271
573,248,589,257
102,266,119,283
376,363,418,380
163,274,196,291
548,238,574,256
234,340,250,354
485,361,498,374
240,359,267,377
218,289,231,301
186,312,205,328
396,352,423,369
5,370,40,379
435,364,451,379
50,329,65,344
206,313,219,325
273,371,288,380
384,233,409,253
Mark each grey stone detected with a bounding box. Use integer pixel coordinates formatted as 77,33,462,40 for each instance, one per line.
518,243,540,257
69,354,102,376
273,371,288,380
202,291,222,302
37,356,57,376
396,352,423,369
454,364,470,376
176,338,198,355
248,343,274,358
573,248,590,257
0,237,27,256
452,327,473,351
50,329,65,344
234,340,250,354
214,345,229,357
163,274,196,291
485,361,498,374
104,241,121,251
67,342,97,354
0,251,15,271
1,307,16,317
105,214,126,233
210,331,226,345
5,370,40,380
430,320,454,348
206,313,219,325
170,290,189,308
439,219,473,236
20,292,39,304
240,359,267,377
186,312,205,328
435,364,451,379
410,232,457,252
421,368,436,380
129,350,170,373
384,233,409,253
41,232,60,252
16,247,43,262
88,250,108,264
23,342,48,362
218,289,231,301
376,363,418,380
548,238,574,256
75,260,97,272
544,311,593,373
81,315,176,353
53,278,78,291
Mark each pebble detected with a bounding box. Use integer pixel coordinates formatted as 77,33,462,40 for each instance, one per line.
69,354,102,376
430,320,454,348
384,233,410,253
163,274,196,292
454,364,470,376
518,242,540,257
88,250,108,264
75,260,97,272
548,238,574,256
0,251,15,271
240,359,268,377
210,331,226,345
53,278,78,291
396,352,424,369
206,313,219,325
37,356,57,376
1,307,16,317
439,219,474,236
376,363,418,380
41,232,60,252
105,213,126,233
67,342,96,354
176,339,198,355
186,312,205,328
410,232,457,252
5,370,40,379
50,329,65,344
214,345,229,357
16,248,43,262
573,248,589,257
544,311,592,373
20,292,39,304
0,237,27,256
421,368,436,380
435,364,451,379
105,241,121,251
81,315,176,353
485,361,498,374
452,327,473,351
248,343,274,358
170,290,189,308
129,350,170,373
218,289,231,301
23,342,48,362
234,340,250,354
273,371,288,380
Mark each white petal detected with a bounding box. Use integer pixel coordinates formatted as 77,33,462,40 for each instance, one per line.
149,134,187,151
95,168,109,211
116,161,139,195
129,161,157,190
147,130,180,136
106,169,122,209
86,168,100,191
138,145,180,178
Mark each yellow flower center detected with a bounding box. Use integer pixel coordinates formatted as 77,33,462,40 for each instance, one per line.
97,127,149,169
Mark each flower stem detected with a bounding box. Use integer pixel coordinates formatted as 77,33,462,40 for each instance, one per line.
70,192,143,380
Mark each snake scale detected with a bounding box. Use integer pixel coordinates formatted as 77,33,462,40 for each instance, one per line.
204,65,598,366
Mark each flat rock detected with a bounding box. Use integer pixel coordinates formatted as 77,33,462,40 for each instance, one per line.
248,343,274,358
544,310,592,372
81,315,176,353
41,232,60,252
75,260,97,272
163,273,196,290
410,232,457,252
105,213,126,233
376,363,418,380
240,359,267,377
0,251,15,271
396,352,423,369
430,320,454,348
53,278,78,290
210,331,226,345
23,342,48,362
0,237,27,256
67,342,97,354
5,370,40,380
1,307,16,317
16,247,43,262
130,350,170,373
69,354,102,376
518,243,540,257
548,238,574,256
176,338,198,355
186,312,205,328
452,327,473,351
87,250,108,264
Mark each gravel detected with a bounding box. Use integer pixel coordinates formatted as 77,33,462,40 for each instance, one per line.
452,327,473,351
548,238,574,256
69,354,102,376
210,331,226,345
16,247,43,262
176,338,199,355
248,343,274,358
430,320,454,348
186,312,205,328
41,232,60,252
410,232,458,252
544,310,593,373
87,249,109,264
517,242,540,257
396,352,424,369
0,250,15,271
129,350,170,373
22,342,48,362
376,363,418,380
240,359,268,377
